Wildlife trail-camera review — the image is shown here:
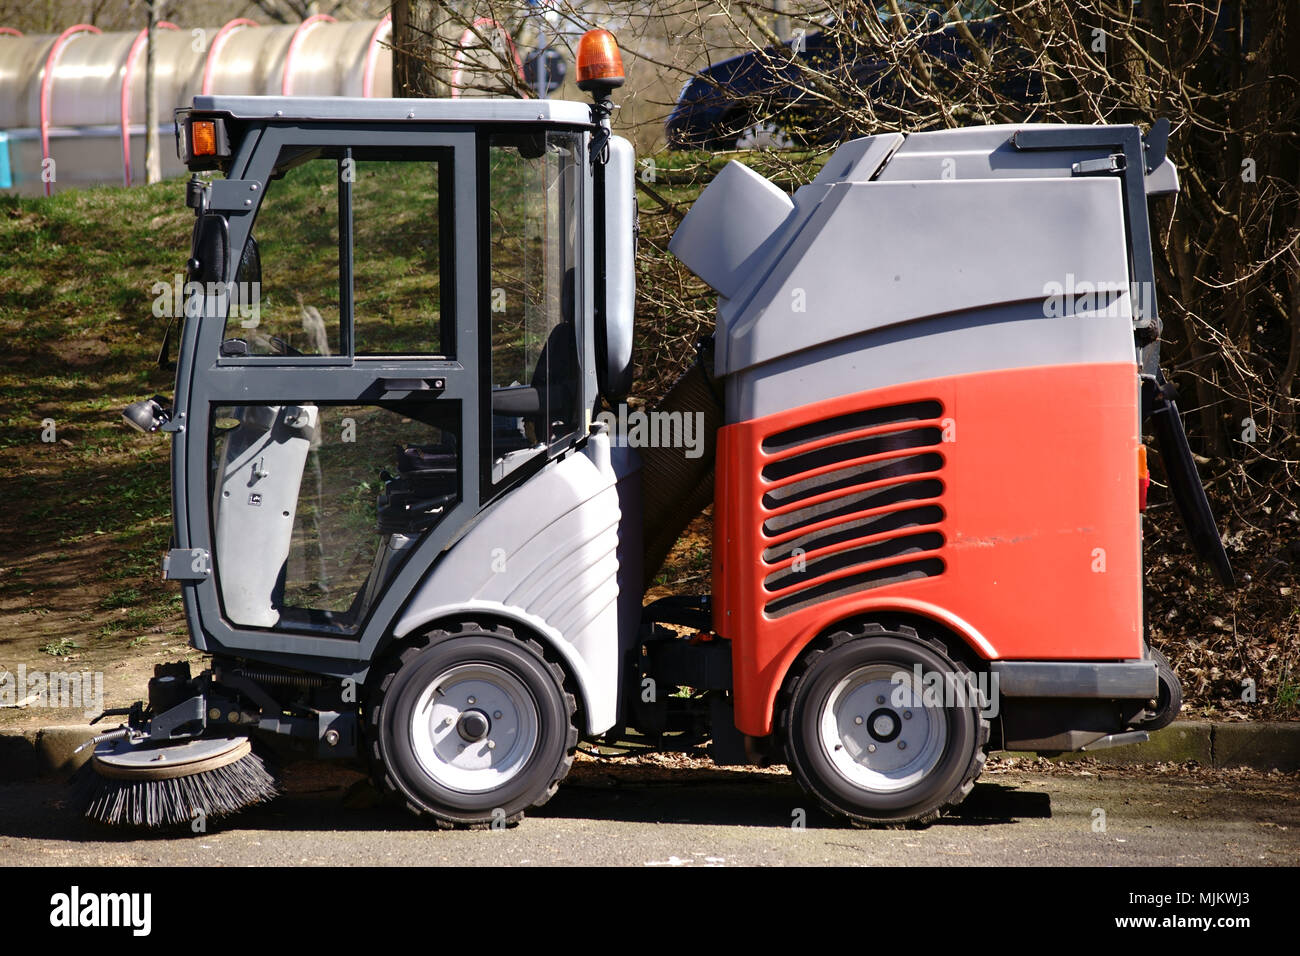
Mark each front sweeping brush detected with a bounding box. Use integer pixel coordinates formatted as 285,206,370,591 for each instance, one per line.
71,735,279,828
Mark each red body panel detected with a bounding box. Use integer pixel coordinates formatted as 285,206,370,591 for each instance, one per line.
714,363,1143,737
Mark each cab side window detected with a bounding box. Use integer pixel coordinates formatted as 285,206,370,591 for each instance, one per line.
223,146,453,359
351,151,452,356
223,154,341,356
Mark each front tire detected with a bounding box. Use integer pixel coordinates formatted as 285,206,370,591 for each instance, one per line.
364,621,577,828
779,622,989,827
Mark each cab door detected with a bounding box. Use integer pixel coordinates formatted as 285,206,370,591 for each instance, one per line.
171,124,480,665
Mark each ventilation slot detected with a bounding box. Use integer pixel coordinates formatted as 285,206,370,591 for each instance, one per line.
763,504,945,563
761,427,941,482
762,400,943,454
765,531,944,592
765,559,946,617
763,474,943,533
758,400,947,617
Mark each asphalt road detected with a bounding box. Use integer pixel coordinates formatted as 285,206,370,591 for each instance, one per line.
1,758,1296,866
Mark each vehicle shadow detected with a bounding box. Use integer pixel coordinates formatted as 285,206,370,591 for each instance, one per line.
7,762,1051,841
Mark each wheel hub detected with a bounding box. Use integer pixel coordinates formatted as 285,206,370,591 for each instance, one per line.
819,664,948,793
408,663,540,794
456,709,491,742
867,708,901,743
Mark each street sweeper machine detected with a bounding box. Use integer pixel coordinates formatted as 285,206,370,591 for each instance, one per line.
84,28,1234,829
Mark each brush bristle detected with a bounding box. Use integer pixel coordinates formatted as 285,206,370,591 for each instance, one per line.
72,750,280,828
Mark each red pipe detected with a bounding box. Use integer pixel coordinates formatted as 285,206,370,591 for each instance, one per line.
282,14,336,96
361,12,392,98
201,18,260,96
120,21,179,188
40,24,101,197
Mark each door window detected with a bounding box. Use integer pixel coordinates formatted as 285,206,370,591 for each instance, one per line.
222,154,341,356
210,402,460,634
221,146,453,359
352,152,453,356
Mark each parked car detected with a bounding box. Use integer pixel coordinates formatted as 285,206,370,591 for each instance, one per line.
665,13,1038,150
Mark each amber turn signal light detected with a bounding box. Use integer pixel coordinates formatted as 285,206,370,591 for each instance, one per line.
575,29,625,92
191,120,217,157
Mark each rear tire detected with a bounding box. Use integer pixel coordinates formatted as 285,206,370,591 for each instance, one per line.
779,622,989,827
1134,646,1182,732
364,621,577,828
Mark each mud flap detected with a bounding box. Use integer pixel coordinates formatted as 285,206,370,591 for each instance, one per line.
1143,370,1234,588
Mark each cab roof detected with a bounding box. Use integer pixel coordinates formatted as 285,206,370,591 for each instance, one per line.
189,95,594,127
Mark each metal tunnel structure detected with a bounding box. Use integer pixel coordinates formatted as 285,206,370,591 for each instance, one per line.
0,15,395,195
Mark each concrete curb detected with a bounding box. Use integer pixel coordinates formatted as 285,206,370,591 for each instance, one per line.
0,719,1297,784
0,723,97,783
1006,720,1300,772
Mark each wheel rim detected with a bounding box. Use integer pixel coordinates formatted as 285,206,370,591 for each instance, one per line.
818,663,948,793
408,663,540,794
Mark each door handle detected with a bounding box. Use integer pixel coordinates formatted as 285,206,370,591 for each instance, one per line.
379,377,446,395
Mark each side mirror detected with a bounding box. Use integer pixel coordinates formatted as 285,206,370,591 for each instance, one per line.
190,213,229,284
123,395,172,434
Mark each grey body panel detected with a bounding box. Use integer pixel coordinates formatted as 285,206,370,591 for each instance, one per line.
685,135,904,347
729,297,1133,421
721,175,1129,378
1144,158,1179,196
671,123,1150,426
879,122,1178,196
993,661,1158,700
668,159,793,300
394,431,643,734
806,132,904,187
875,123,1115,182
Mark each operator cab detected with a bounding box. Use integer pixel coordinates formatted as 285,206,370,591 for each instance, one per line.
160,95,631,655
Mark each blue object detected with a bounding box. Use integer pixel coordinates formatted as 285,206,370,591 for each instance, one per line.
0,132,11,189
525,47,566,97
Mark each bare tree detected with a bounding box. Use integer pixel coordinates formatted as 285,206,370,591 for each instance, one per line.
391,0,459,97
